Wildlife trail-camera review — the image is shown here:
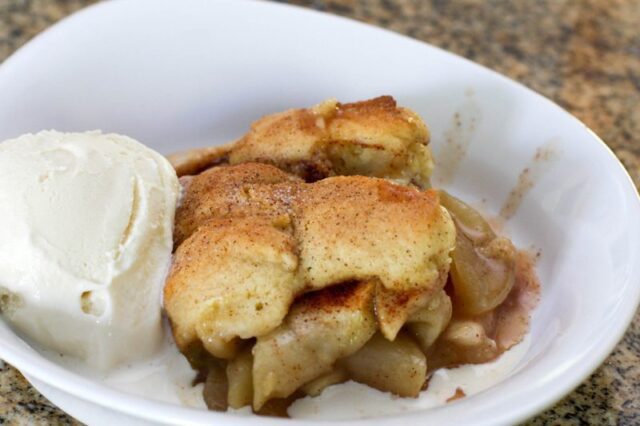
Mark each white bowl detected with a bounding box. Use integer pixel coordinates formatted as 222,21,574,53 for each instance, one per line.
0,0,638,425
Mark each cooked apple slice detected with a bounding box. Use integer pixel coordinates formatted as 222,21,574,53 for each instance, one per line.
226,346,254,409
438,191,495,242
300,368,348,397
252,281,376,410
407,289,453,351
342,331,427,397
439,191,516,315
426,319,499,371
375,285,434,341
203,361,228,411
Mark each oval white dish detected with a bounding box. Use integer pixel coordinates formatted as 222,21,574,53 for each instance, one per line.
0,0,638,425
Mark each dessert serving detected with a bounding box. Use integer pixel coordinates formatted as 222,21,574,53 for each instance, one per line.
0,96,539,418
164,96,540,414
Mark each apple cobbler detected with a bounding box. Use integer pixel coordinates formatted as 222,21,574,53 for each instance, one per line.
163,96,539,415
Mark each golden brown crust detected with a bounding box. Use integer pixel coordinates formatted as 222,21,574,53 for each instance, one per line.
164,162,455,359
168,141,235,177
168,96,433,186
174,163,302,246
164,216,301,358
294,178,452,292
231,96,432,185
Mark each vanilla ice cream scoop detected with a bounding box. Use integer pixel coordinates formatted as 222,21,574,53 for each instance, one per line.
0,131,180,370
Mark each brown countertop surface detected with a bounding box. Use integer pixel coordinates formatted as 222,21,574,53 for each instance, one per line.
1,0,638,424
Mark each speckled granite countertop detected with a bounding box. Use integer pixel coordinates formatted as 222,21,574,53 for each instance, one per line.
0,0,638,424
